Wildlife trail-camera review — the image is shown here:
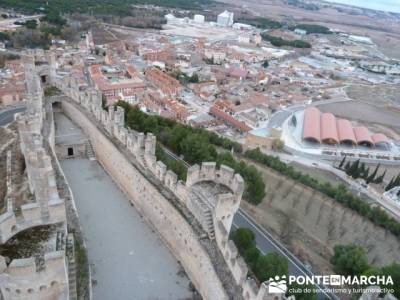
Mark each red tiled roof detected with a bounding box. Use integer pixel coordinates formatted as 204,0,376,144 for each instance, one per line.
321,112,338,144
302,107,389,147
209,106,251,132
353,126,373,145
303,107,321,142
371,133,389,145
337,119,356,145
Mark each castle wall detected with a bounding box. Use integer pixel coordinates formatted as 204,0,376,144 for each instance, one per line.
61,100,229,300
0,251,69,300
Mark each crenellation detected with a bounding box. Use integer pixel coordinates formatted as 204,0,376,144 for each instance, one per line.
175,181,188,203
0,53,69,300
186,164,201,186
234,257,248,286
21,203,41,222
156,161,167,182
218,165,235,186
144,133,156,155
114,106,125,127
226,240,239,259
164,170,178,191
243,278,259,300
201,162,217,181
7,257,36,277
0,251,69,300
232,174,245,198
44,51,292,300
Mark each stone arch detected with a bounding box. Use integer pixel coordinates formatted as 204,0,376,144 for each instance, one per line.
50,281,58,287
27,288,34,294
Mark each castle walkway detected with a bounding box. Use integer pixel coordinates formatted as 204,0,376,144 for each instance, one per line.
56,113,192,300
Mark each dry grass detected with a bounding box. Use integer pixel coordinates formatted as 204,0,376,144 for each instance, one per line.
241,158,400,274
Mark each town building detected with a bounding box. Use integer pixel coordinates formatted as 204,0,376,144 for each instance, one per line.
217,10,234,27
144,67,182,97
89,64,146,105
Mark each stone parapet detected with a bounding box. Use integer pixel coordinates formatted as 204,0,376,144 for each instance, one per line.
53,61,288,300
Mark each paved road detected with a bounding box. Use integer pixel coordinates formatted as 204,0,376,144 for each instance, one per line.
233,209,338,300
0,106,26,126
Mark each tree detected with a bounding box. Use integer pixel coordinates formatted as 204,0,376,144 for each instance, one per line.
374,170,386,184
272,139,284,151
243,246,260,270
25,19,38,29
230,228,256,253
346,159,360,178
189,73,199,83
366,164,380,184
262,60,269,68
254,252,288,282
331,244,369,276
180,133,215,163
362,263,400,298
338,155,346,169
385,175,400,191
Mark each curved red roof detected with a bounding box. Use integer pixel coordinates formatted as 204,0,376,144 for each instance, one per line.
321,113,338,144
303,107,321,143
353,126,373,146
371,133,389,145
302,107,388,148
337,119,356,144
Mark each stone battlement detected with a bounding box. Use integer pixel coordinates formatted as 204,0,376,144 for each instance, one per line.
0,53,68,300
0,251,68,300
52,53,288,299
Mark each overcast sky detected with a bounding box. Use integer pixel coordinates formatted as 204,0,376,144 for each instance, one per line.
323,0,400,13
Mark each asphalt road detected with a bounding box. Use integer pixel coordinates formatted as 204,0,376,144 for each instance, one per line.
0,106,26,126
233,209,338,300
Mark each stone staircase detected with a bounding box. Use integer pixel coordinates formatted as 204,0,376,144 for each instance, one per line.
85,140,96,161
189,188,216,239
66,233,78,300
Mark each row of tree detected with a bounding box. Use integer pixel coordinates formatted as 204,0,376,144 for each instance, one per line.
339,157,400,192
339,157,385,184
289,24,331,34
261,33,311,48
231,228,316,300
331,244,399,298
0,0,212,15
0,9,74,50
116,102,266,204
385,174,400,192
245,148,400,237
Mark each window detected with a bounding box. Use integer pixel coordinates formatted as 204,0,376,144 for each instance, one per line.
67,147,74,156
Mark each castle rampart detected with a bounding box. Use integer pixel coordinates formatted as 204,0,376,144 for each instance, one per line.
0,54,69,300
57,90,285,300
49,47,288,300
0,251,68,300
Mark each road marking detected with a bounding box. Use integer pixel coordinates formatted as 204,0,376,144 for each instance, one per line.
234,209,336,299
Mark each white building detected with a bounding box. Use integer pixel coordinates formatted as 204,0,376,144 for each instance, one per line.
193,14,205,23
217,10,234,27
233,23,252,30
348,35,374,45
294,28,307,35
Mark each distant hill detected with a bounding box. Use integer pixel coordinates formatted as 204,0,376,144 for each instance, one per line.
0,0,214,15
